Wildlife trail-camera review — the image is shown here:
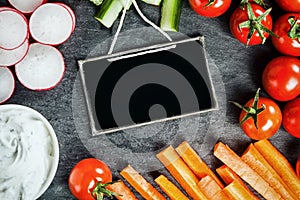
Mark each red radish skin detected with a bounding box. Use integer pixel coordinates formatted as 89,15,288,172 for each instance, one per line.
0,9,28,50
15,43,65,91
54,3,76,32
0,6,14,11
29,3,74,46
8,0,44,14
0,67,15,104
0,39,29,66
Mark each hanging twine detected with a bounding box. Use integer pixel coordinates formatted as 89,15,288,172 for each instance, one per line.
107,0,172,55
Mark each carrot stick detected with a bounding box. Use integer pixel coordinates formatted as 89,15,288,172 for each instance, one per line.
106,180,138,200
216,165,259,200
223,180,259,200
254,139,300,198
154,175,189,200
197,175,229,200
241,143,297,200
175,141,224,189
156,146,208,200
213,142,281,200
120,165,166,200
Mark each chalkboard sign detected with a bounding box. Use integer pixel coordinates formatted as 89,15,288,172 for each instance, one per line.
78,37,218,135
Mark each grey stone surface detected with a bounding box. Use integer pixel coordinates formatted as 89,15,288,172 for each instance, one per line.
0,0,299,199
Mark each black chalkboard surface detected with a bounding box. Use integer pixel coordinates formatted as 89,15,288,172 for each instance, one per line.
79,37,217,135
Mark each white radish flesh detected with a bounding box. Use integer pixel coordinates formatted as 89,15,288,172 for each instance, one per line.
29,3,73,45
54,3,76,32
0,67,15,103
0,39,29,66
15,43,65,91
8,0,44,14
0,9,28,50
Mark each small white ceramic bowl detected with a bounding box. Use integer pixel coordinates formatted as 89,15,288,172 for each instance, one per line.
0,104,59,199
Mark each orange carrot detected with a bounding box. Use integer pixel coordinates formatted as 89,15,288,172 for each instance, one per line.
216,165,259,200
213,142,281,200
120,165,166,200
197,175,229,200
156,146,208,200
175,141,224,189
106,180,138,200
254,139,300,198
241,143,297,200
154,175,189,200
223,180,259,200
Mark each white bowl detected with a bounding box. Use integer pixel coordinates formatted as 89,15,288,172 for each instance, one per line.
0,104,59,199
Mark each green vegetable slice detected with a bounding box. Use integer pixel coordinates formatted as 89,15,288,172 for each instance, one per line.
89,0,104,6
141,0,162,6
160,0,182,32
94,0,124,28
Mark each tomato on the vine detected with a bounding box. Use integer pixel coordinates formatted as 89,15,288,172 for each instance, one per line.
68,158,117,200
230,3,274,45
282,98,300,138
262,56,300,102
189,0,232,18
272,14,300,56
232,89,282,140
275,0,300,12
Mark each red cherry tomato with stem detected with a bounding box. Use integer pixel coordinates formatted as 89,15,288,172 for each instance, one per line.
262,56,300,102
189,0,232,18
276,0,300,12
230,3,274,46
68,158,117,200
282,98,300,138
272,14,300,56
232,88,282,140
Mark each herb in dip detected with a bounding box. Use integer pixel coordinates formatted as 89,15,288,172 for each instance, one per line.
0,109,54,200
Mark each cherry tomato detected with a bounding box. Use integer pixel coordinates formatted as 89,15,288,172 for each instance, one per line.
233,89,282,140
276,0,300,12
262,56,300,102
282,98,300,138
189,0,232,18
68,158,113,200
230,3,273,45
272,14,300,56
297,156,300,178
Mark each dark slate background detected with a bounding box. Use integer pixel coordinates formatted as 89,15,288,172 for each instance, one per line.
0,0,299,199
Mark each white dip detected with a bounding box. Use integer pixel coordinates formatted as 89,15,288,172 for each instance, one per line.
0,109,54,200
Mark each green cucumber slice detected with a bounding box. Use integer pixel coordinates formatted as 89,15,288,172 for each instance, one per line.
160,0,182,32
89,0,104,6
120,0,132,10
94,0,124,28
141,0,162,6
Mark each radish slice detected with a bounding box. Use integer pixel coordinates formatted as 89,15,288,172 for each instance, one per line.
0,67,15,104
54,3,76,32
15,43,65,91
0,6,14,11
29,3,73,45
0,39,29,66
8,0,44,14
0,9,28,50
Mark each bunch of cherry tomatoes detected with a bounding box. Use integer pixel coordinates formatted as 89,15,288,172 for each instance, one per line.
190,0,300,140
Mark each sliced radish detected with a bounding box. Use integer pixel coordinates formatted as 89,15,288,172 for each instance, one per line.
54,3,76,32
29,3,73,45
0,67,15,104
0,39,29,66
8,0,44,14
15,43,65,91
0,9,28,50
0,6,14,11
